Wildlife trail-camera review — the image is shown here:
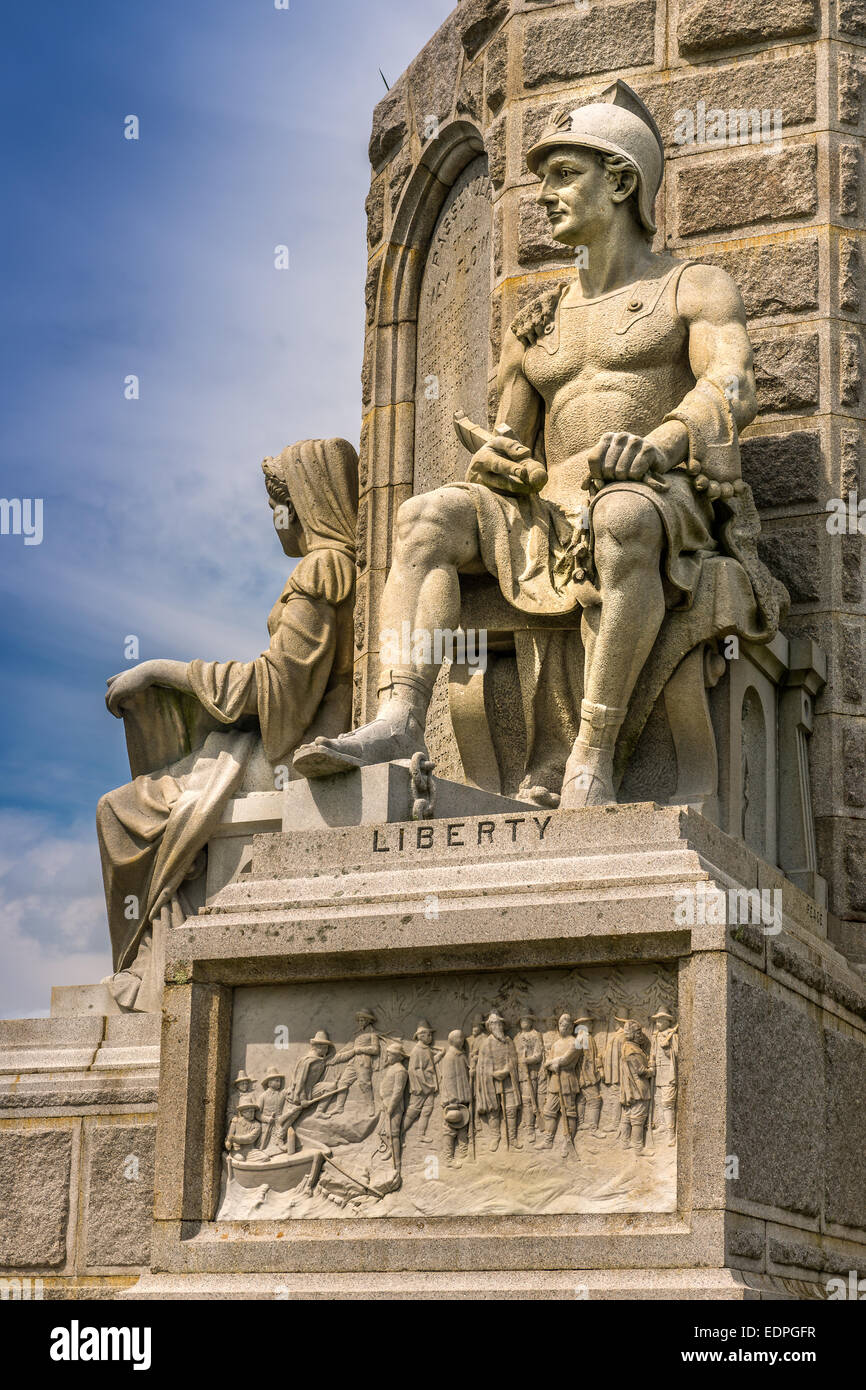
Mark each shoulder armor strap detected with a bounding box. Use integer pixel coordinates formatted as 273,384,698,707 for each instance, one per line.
510,277,572,347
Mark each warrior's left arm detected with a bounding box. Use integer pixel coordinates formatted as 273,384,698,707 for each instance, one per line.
678,263,758,431
660,263,758,494
588,264,757,491
639,265,757,471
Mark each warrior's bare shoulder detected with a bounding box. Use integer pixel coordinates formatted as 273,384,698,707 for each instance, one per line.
676,260,748,328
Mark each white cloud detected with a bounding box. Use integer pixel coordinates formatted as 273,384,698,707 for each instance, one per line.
0,0,457,1018
0,812,110,1018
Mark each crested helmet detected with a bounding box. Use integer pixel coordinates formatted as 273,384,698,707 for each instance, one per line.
526,79,664,234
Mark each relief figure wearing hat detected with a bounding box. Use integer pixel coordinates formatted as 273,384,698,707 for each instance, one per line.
620,1020,655,1157
326,1007,382,1119
602,1014,649,1139
403,1021,444,1141
97,439,358,1011
256,1067,290,1153
294,82,786,809
539,1012,581,1151
514,1011,543,1145
475,1011,522,1152
290,1030,337,1112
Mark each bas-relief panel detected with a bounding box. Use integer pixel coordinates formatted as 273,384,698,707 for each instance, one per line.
216,964,679,1221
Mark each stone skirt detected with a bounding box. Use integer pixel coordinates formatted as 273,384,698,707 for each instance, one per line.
451,471,716,617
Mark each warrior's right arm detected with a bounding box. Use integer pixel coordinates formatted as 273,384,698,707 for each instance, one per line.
494,329,543,454
466,331,546,495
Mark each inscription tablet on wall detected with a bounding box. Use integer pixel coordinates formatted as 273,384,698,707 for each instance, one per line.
413,156,492,496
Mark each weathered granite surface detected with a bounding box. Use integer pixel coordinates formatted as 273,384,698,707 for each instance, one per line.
103,803,862,1298
0,1013,159,1295
3,0,865,1304
357,0,866,943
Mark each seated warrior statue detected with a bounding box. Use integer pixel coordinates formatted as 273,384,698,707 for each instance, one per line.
295,81,785,808
97,438,358,1009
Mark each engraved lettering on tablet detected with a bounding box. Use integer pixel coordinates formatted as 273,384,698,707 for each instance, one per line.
413,157,492,496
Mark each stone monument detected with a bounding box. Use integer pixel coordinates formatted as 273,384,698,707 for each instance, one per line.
2,1,865,1300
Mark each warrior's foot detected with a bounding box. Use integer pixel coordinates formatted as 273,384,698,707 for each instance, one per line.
488,1135,500,1153
293,707,427,779
558,747,616,809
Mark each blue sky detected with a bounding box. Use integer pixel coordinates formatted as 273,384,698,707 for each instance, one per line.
0,0,453,1017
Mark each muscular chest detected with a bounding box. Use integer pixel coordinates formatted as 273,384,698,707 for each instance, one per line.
524,291,689,404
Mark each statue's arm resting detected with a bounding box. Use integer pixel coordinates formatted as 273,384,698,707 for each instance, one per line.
494,329,543,455
105,657,200,719
662,263,758,490
140,659,195,695
464,330,547,495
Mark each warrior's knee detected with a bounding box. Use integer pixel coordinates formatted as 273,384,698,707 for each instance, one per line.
593,492,663,571
394,487,473,564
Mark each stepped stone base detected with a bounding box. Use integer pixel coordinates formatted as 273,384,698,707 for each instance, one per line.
3,800,865,1299
120,1269,818,1301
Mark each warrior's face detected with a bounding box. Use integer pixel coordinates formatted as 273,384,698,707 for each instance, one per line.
311,1042,329,1059
519,1019,533,1032
558,1014,573,1037
536,146,637,248
489,1021,506,1040
624,1022,640,1042
417,1029,432,1046
264,1077,282,1090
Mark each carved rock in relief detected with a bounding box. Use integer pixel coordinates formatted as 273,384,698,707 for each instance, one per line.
216,966,679,1220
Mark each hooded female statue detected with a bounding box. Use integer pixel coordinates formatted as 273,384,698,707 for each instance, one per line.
97,437,358,1010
